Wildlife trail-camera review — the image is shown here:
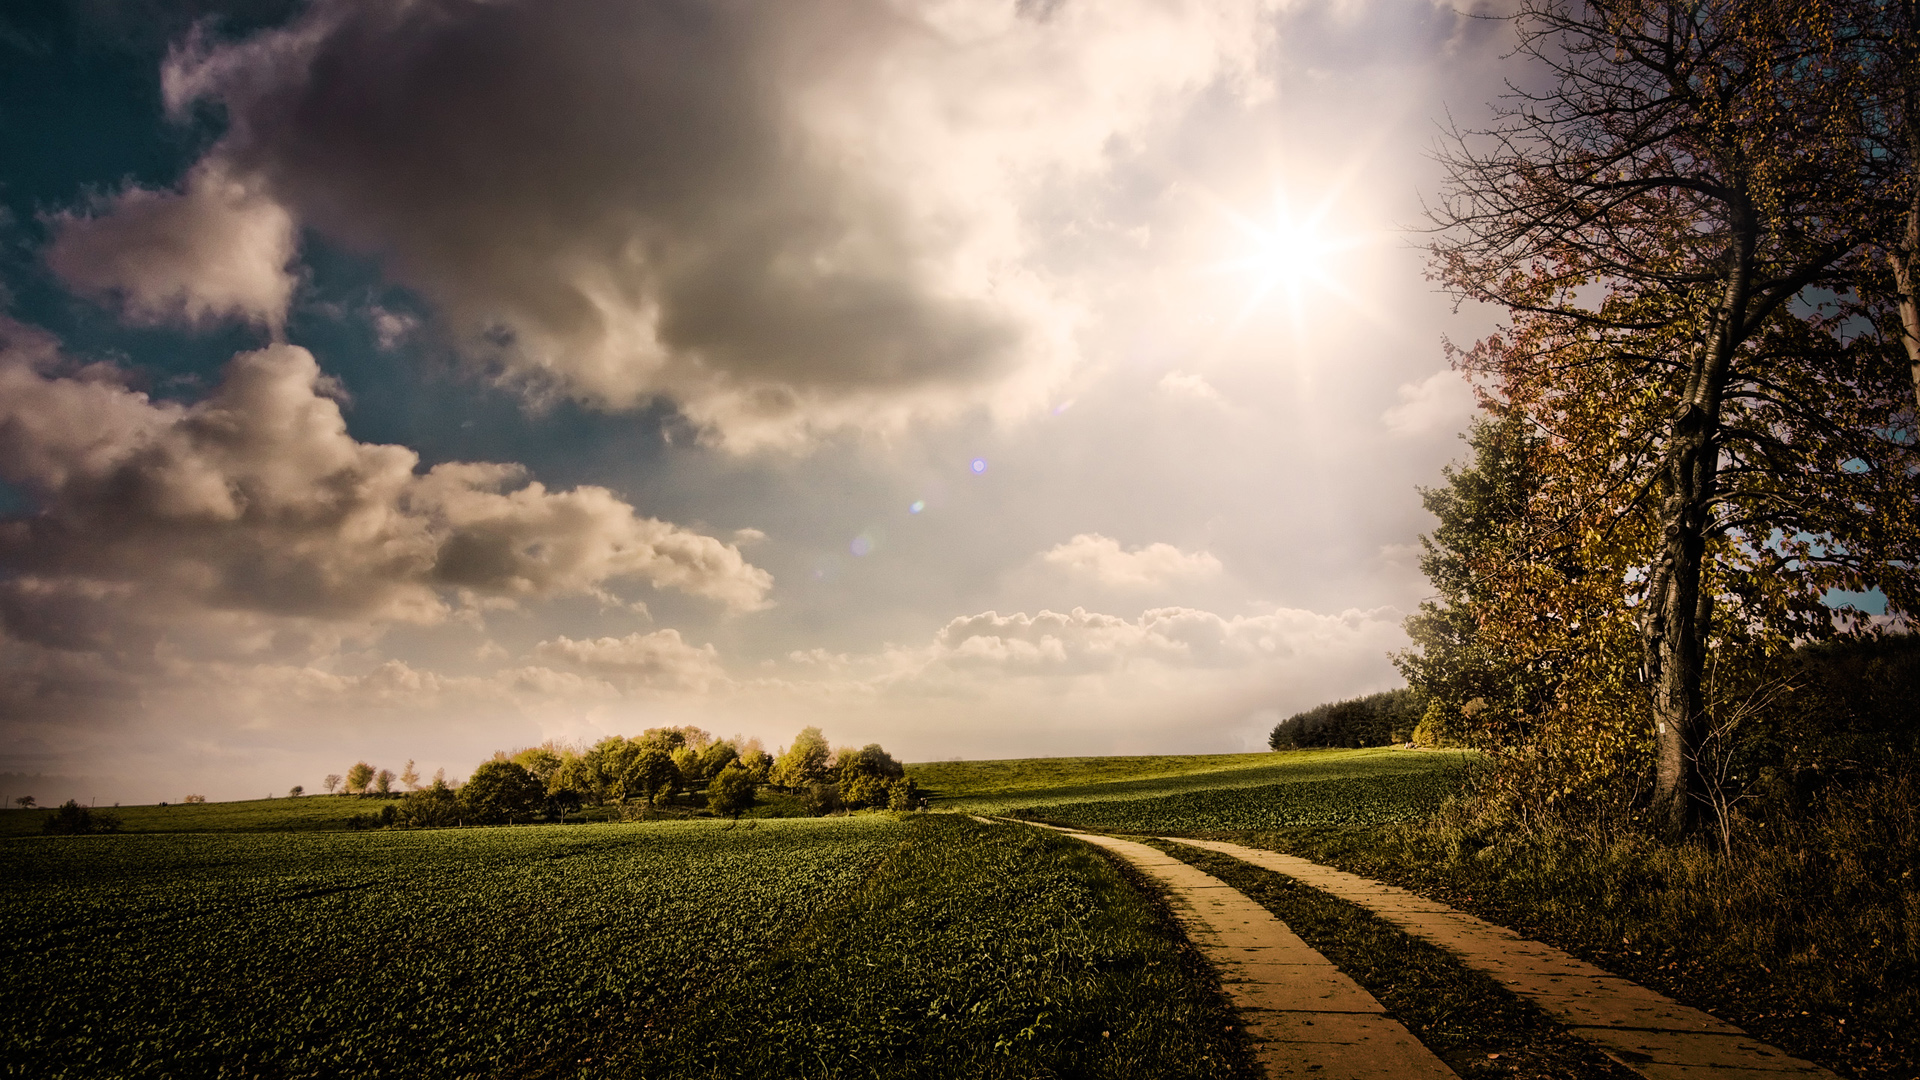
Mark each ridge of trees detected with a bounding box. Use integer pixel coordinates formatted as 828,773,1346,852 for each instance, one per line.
320,726,918,829
1267,689,1425,750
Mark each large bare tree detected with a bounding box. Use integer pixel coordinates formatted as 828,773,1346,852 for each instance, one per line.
1431,0,1918,836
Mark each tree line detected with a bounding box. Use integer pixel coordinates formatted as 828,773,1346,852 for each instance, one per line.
326,726,920,828
1400,0,1920,840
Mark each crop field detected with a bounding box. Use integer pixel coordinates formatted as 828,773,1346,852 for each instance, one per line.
2,814,1252,1079
928,746,1470,817
1,818,905,1078
1009,769,1460,834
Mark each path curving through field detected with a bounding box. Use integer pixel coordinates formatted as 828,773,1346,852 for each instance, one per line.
1158,836,1840,1080
1032,823,1459,1080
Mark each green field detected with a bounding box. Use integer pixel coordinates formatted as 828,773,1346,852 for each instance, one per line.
918,746,1471,818
0,794,379,836
1010,769,1461,833
1,813,1254,1079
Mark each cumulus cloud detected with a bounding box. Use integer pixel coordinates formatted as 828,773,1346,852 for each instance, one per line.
45,159,297,329
532,629,726,691
130,0,1274,447
1381,368,1476,437
0,320,773,664
1041,533,1222,588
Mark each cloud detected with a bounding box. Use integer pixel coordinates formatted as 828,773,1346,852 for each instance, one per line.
532,629,726,691
1041,533,1223,588
0,320,773,664
1157,370,1228,407
1381,368,1475,437
44,159,297,329
132,0,1274,448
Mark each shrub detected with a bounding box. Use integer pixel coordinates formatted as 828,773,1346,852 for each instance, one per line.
461,760,543,824
43,800,121,835
706,762,756,818
804,782,842,816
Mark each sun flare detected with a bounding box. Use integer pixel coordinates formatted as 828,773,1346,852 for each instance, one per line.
1211,187,1368,327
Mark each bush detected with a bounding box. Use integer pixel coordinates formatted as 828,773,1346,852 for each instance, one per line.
42,800,121,836
394,780,462,828
805,782,843,816
461,760,543,824
706,762,756,818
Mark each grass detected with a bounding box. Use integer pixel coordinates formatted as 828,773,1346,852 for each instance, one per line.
607,816,1258,1079
0,795,387,836
920,746,1470,815
1,817,907,1078
2,813,1253,1079
1179,773,1920,1080
1010,769,1458,832
1147,839,1640,1080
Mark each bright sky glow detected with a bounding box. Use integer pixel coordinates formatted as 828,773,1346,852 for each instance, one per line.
1215,187,1371,327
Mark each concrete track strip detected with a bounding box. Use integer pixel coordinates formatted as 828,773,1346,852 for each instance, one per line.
1167,837,1837,1080
1066,830,1458,1080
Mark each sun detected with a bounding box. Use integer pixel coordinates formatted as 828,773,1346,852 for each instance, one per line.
1210,187,1367,327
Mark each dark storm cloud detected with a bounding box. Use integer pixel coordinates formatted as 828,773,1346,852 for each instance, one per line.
155,0,1063,443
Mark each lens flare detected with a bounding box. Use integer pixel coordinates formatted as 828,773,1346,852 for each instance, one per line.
970,458,987,474
850,533,874,557
909,500,926,513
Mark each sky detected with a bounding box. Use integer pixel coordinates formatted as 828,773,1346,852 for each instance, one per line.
0,0,1517,804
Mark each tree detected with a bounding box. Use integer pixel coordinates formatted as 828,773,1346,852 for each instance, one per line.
706,761,756,818
344,761,375,796
374,768,395,796
837,743,907,809
288,785,304,798
1431,0,1920,834
511,744,562,787
623,748,680,806
43,799,120,835
323,774,342,795
460,760,543,824
399,759,421,792
14,795,34,809
395,778,461,828
770,727,832,789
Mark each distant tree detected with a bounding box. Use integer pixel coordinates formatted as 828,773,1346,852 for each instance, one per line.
1268,690,1423,751
623,748,681,806
288,785,304,798
459,761,543,824
395,778,462,828
512,744,563,786
699,739,739,779
886,777,920,811
399,759,421,792
432,767,447,786
14,795,34,809
738,748,773,784
838,744,907,809
670,746,704,785
374,769,395,796
804,782,843,816
344,762,375,795
43,799,120,835
771,727,832,790
706,761,756,818
182,794,207,804
323,774,342,795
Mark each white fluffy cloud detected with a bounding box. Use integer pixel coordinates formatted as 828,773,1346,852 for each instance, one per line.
1041,533,1223,588
0,320,773,665
532,629,726,691
44,159,297,329
121,0,1276,448
1382,368,1476,437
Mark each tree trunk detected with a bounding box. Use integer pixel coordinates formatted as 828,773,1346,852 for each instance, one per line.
1642,243,1749,839
1886,185,1920,416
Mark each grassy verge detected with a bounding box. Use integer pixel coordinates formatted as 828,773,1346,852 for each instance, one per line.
1010,769,1455,832
611,815,1260,1080
1211,775,1918,1080
1146,839,1640,1080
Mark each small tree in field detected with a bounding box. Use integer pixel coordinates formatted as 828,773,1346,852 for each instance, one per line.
399,759,421,792
706,761,756,819
459,760,543,824
323,774,342,795
14,795,34,809
288,785,304,798
374,768,395,796
344,762,375,795
770,727,831,790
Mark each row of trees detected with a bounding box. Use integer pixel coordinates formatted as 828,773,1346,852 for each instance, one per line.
1267,689,1425,750
1405,0,1920,837
341,726,918,828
